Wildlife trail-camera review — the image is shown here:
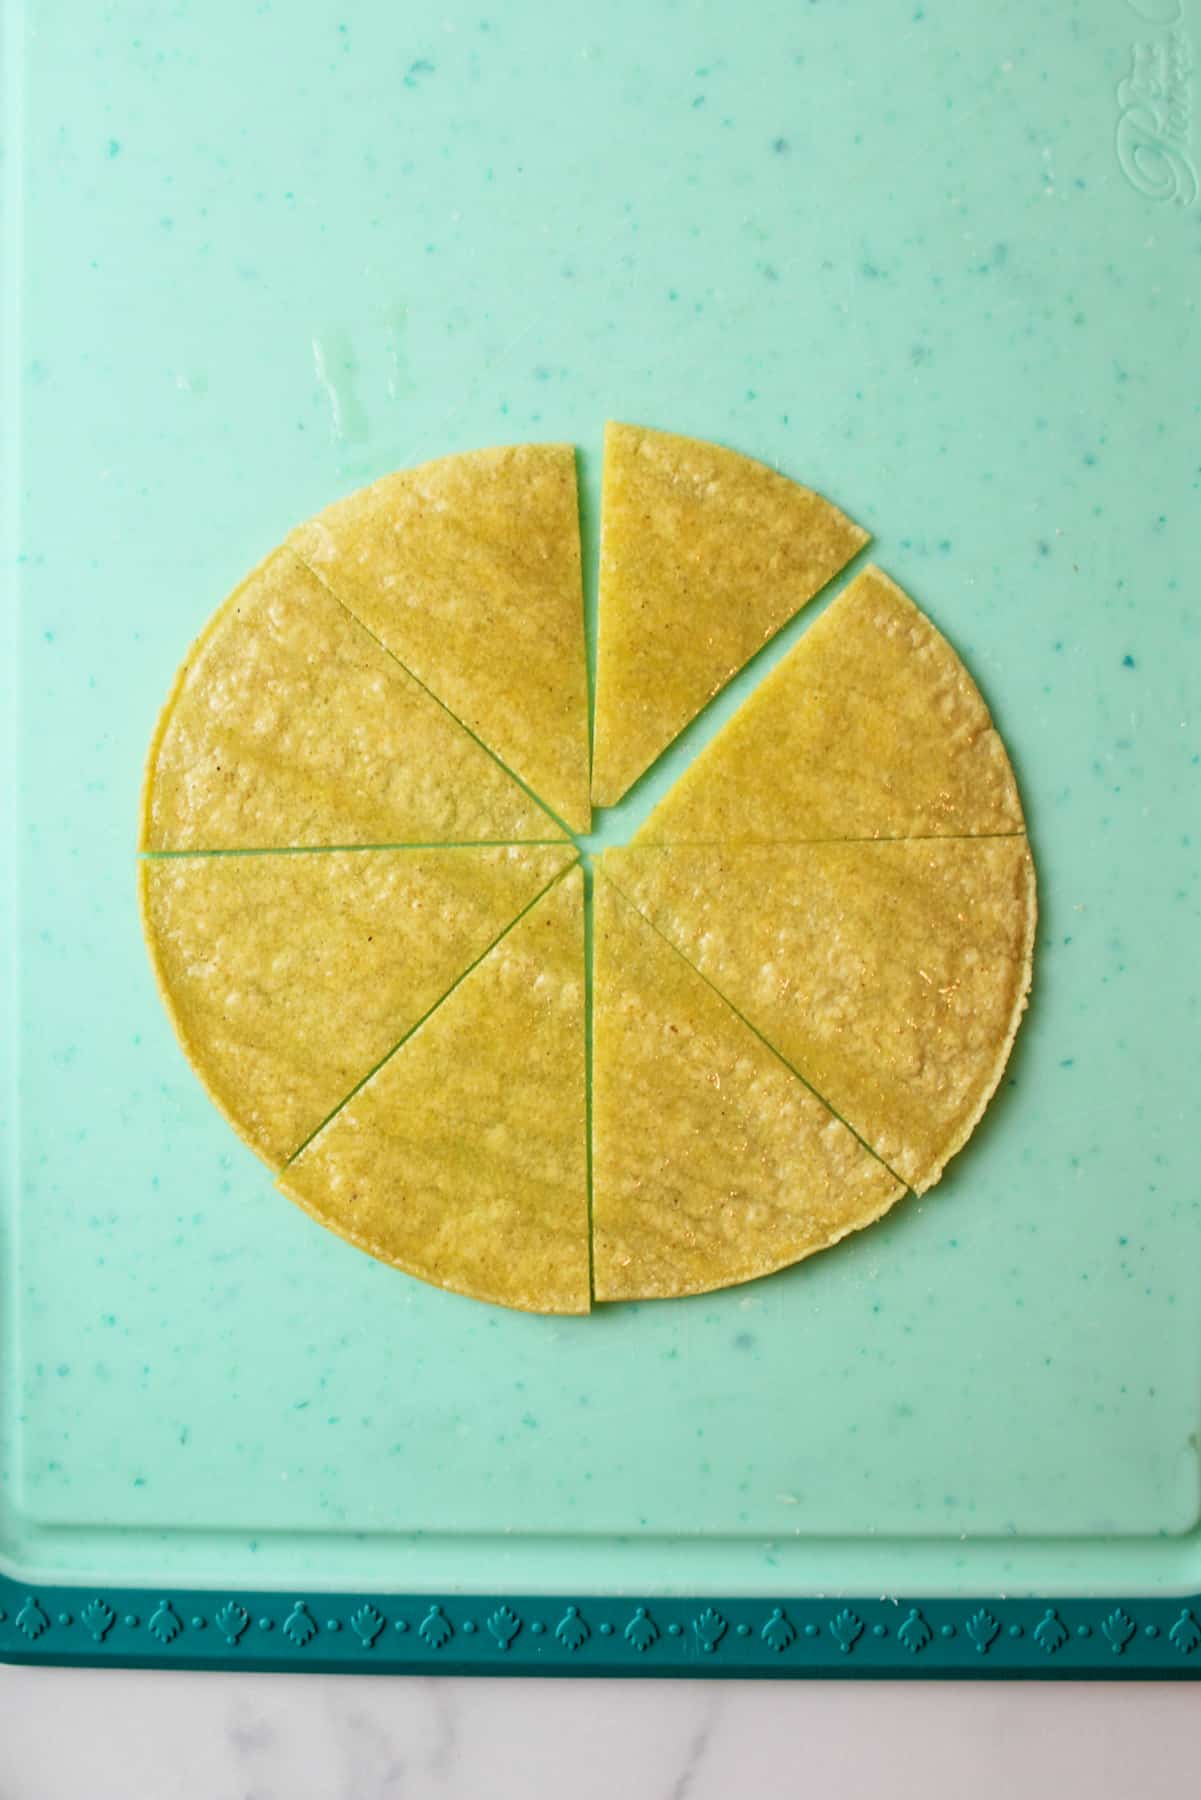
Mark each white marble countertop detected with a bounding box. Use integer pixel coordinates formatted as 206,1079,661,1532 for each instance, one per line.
1,1668,1197,1797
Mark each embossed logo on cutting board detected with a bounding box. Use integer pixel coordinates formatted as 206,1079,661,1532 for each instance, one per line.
1115,0,1198,204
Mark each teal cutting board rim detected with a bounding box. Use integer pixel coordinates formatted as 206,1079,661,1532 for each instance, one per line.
3,0,1200,1677
1,1579,1200,1676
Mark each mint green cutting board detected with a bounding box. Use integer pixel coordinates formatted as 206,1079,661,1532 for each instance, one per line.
3,0,1199,1602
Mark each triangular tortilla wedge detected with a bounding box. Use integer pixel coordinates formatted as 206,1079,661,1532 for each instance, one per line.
635,565,1023,844
602,840,1035,1194
140,549,564,851
289,445,591,833
592,876,905,1301
591,423,867,806
140,846,576,1170
278,866,589,1313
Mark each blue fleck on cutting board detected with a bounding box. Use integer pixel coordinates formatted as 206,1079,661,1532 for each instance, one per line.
2,0,1199,1644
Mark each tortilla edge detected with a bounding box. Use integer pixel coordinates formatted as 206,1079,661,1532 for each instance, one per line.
137,858,290,1171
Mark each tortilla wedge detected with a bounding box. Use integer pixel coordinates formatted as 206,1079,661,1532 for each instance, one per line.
289,445,591,833
592,874,905,1300
140,548,564,850
278,866,589,1314
634,565,1023,845
602,839,1036,1194
592,423,867,806
140,846,575,1170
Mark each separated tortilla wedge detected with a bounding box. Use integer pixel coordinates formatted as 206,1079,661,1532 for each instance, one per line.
635,564,1023,845
592,422,867,806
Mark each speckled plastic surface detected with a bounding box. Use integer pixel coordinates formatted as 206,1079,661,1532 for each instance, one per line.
3,0,1200,1665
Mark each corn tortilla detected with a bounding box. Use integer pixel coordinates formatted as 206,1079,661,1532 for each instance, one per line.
289,445,590,833
140,846,575,1171
591,423,867,807
137,432,1036,1309
635,564,1023,845
592,875,905,1301
602,840,1036,1195
279,866,589,1314
140,548,563,851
